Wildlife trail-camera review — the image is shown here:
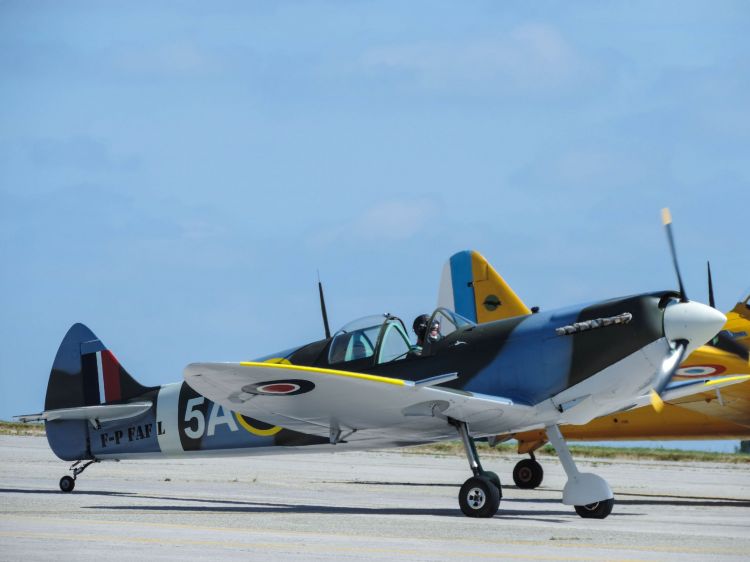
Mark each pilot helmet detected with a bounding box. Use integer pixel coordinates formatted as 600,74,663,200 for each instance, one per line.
413,314,430,339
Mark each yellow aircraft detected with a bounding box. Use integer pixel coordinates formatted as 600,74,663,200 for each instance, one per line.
438,250,750,489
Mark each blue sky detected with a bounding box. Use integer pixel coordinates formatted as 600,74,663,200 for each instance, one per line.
1,2,748,451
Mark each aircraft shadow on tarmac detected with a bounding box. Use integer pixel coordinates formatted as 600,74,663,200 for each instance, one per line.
337,480,552,490
86,502,576,522
339,482,750,508
0,487,566,521
3,487,748,521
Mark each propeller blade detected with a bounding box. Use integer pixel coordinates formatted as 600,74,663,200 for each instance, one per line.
662,208,688,303
649,390,665,412
707,261,715,308
650,340,689,412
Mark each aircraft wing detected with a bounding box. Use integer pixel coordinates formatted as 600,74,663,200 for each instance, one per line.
184,361,534,442
659,375,750,403
665,346,750,428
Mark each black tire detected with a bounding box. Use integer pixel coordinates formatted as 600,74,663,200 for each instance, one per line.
574,498,614,519
481,471,502,495
59,476,75,493
513,458,544,489
458,476,500,518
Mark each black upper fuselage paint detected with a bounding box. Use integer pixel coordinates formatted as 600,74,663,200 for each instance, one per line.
567,293,667,387
283,291,670,405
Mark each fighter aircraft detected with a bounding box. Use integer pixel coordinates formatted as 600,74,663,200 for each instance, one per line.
438,248,750,490
16,211,739,519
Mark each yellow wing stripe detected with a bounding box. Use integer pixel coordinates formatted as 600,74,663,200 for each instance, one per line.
238,361,408,386
703,375,750,387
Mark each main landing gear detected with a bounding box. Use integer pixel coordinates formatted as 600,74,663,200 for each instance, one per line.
451,419,501,518
451,422,613,519
59,459,98,492
512,453,544,489
546,425,614,519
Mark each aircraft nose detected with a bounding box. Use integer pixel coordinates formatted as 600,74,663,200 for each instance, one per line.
663,301,726,345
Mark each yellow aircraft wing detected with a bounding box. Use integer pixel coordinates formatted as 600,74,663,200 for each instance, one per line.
669,347,750,428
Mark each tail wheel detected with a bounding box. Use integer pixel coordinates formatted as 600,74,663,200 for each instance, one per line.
458,475,500,518
513,458,544,489
59,476,75,493
574,498,614,519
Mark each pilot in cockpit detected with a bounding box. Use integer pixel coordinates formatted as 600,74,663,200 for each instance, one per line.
409,314,430,357
412,314,429,347
427,319,442,343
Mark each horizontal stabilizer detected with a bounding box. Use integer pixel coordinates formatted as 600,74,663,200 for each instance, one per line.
15,402,152,425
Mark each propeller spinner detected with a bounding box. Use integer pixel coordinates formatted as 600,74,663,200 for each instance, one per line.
650,209,727,411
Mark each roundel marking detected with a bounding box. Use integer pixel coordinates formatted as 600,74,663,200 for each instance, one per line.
257,383,300,394
241,379,315,396
483,295,502,311
234,413,283,436
675,364,726,378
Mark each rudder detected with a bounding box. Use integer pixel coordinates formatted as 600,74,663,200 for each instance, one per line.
45,323,151,410
44,323,154,460
438,250,532,323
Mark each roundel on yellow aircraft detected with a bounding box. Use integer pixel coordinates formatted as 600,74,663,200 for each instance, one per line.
675,364,726,378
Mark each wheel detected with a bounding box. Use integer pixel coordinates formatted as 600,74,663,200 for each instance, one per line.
574,498,614,519
513,458,544,489
59,475,75,493
458,476,500,518
481,470,502,495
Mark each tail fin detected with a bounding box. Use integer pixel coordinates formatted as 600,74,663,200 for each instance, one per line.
43,323,154,460
46,323,152,410
438,250,531,323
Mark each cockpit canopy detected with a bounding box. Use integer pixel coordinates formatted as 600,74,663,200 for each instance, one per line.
327,308,476,366
425,307,475,339
328,314,412,365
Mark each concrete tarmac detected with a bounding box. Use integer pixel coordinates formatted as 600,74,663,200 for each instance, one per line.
1,435,749,561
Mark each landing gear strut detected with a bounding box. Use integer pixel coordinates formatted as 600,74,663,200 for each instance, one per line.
451,419,500,518
59,459,98,493
512,452,544,489
546,425,614,519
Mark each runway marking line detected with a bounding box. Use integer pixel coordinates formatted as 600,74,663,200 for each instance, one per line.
1,515,747,557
